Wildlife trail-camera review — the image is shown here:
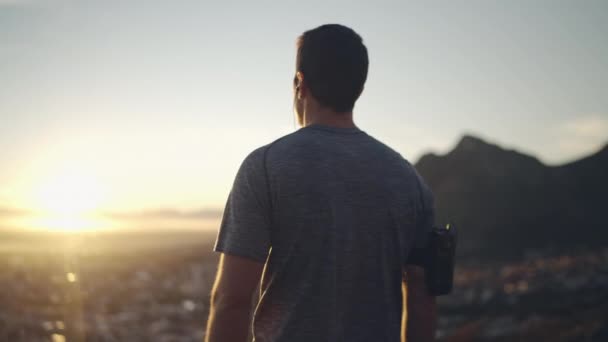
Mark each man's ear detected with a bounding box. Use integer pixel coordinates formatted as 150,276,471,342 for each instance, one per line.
295,71,306,99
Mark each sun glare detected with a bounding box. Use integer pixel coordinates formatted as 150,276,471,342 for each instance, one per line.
28,172,108,232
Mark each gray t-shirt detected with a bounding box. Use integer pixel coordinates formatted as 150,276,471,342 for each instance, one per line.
214,123,434,342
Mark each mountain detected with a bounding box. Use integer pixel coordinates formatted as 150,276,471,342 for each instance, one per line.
415,135,608,260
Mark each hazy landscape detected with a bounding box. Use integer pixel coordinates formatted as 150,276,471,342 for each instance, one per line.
0,230,217,342
1,135,607,341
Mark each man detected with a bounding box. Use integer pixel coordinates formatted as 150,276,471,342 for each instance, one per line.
206,24,437,342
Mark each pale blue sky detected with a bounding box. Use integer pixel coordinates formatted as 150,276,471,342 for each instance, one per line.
1,0,607,214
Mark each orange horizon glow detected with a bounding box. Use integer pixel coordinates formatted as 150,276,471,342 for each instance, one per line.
9,169,111,232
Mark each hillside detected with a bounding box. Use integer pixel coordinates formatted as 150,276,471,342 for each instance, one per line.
415,135,608,259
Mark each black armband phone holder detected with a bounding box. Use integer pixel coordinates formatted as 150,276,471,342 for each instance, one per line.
406,223,457,296
410,171,457,296
426,224,457,296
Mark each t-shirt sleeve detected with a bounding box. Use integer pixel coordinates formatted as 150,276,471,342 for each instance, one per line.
213,147,271,263
406,170,436,266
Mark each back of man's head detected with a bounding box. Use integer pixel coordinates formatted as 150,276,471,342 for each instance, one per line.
296,24,369,113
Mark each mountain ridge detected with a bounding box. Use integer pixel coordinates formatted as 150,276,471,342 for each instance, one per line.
418,135,607,169
414,134,608,260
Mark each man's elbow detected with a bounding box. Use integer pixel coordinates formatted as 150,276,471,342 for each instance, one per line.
408,295,436,321
210,288,253,311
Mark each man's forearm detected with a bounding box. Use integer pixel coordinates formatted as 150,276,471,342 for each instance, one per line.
405,298,437,342
402,266,437,342
205,254,263,342
205,301,251,342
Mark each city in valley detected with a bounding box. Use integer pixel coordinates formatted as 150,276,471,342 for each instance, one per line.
1,229,607,342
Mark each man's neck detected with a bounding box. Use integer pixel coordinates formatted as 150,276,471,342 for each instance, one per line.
304,108,356,128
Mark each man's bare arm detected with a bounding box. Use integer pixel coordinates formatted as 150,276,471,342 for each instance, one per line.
205,253,264,342
402,265,437,342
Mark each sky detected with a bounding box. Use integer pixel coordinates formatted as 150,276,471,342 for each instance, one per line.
0,0,607,229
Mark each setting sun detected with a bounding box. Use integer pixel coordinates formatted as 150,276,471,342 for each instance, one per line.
28,171,108,232
36,172,103,214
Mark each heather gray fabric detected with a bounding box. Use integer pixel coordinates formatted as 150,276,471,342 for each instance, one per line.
214,123,434,342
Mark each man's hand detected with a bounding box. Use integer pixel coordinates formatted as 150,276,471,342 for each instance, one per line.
402,265,437,342
205,253,265,342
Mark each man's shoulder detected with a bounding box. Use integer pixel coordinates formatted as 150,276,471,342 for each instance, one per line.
241,130,305,167
366,133,412,163
357,132,420,177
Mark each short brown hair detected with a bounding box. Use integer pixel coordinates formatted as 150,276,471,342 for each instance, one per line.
296,24,369,113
